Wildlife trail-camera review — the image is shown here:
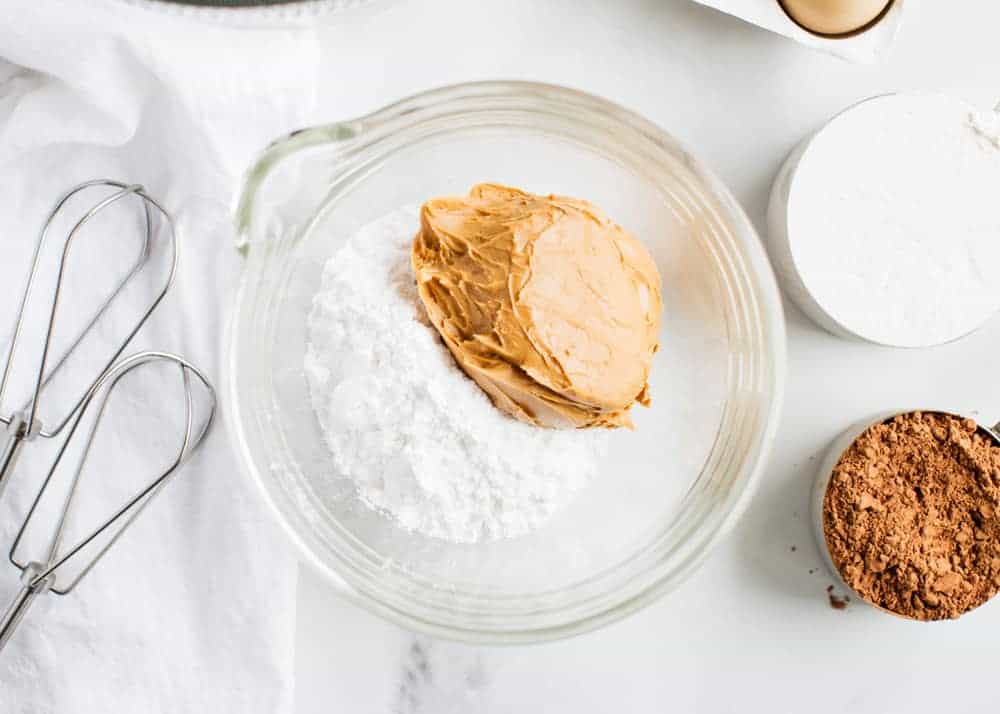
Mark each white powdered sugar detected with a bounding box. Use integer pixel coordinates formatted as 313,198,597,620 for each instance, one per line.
304,207,606,543
785,93,1000,347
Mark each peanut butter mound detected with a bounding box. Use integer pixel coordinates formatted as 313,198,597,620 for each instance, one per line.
823,412,1000,620
411,184,662,429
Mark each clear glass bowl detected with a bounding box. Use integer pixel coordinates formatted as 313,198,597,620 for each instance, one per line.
229,81,786,642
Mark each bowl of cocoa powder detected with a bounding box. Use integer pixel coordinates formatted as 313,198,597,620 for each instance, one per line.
813,410,1000,621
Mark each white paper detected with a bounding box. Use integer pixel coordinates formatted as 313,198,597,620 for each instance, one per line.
690,0,907,63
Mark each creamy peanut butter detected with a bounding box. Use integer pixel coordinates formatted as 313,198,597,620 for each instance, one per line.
412,184,662,429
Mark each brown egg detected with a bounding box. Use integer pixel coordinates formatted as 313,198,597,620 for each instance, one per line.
779,0,892,36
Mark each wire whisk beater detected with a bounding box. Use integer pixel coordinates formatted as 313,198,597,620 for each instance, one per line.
0,351,216,652
0,180,177,501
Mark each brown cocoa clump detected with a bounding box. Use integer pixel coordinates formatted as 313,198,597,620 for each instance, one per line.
826,585,849,610
823,412,1000,621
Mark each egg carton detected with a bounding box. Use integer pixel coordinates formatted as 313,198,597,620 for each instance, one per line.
691,0,907,64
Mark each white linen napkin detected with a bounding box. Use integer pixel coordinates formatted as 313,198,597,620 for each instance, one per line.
0,1,317,711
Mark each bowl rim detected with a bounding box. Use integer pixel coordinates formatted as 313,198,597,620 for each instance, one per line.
227,80,788,643
116,0,383,27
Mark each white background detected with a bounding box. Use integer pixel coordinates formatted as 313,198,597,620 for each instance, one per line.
292,2,1000,713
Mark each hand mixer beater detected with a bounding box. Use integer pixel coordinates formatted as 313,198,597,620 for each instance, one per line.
0,351,216,651
0,180,177,502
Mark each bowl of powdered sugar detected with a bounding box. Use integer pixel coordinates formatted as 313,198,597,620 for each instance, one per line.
768,93,1000,348
229,82,786,641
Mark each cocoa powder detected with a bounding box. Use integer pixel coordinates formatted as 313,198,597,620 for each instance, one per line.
823,412,1000,620
826,585,849,610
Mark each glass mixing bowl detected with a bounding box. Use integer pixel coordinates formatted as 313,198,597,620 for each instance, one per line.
229,81,786,642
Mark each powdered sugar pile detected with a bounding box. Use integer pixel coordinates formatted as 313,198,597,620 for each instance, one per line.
304,207,606,543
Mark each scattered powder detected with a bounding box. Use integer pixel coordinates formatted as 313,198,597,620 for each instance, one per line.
969,106,1000,149
826,585,849,611
304,207,606,543
788,93,1000,347
823,412,1000,620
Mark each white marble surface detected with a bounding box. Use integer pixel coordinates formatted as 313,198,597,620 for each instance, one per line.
295,1,1000,712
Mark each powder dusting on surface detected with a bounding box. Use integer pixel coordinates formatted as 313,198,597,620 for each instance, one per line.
304,207,607,543
969,107,1000,149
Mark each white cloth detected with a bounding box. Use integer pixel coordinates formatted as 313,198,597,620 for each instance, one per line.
0,1,317,711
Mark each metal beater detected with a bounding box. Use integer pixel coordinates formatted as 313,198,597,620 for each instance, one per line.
0,351,216,652
0,180,177,502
